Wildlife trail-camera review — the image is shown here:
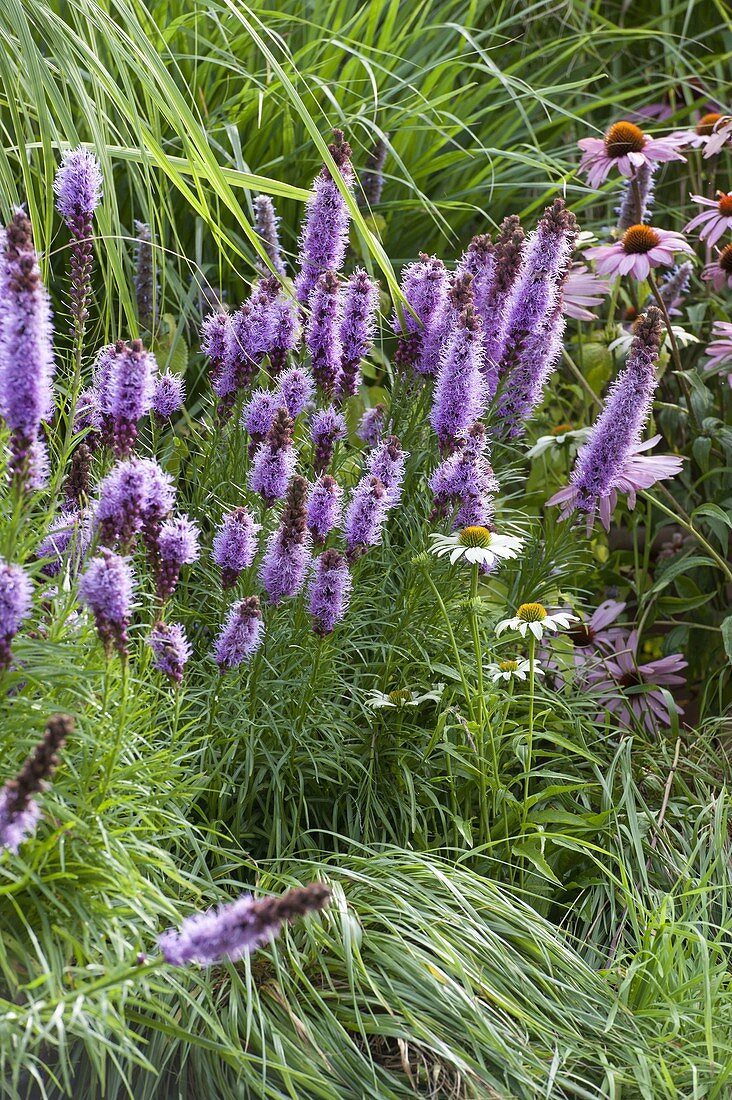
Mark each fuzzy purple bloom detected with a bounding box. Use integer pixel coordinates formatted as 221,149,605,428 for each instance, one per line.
356,404,385,447
158,881,331,966
152,372,185,419
392,254,449,374
260,475,311,604
656,261,692,315
309,548,352,634
27,437,50,491
429,288,486,449
201,312,233,394
306,475,343,544
37,510,90,578
213,595,264,670
616,163,655,231
0,560,32,670
148,621,191,683
310,405,347,473
226,286,272,396
359,136,389,208
134,221,156,330
156,515,200,600
294,131,354,304
344,475,389,560
479,216,525,387
307,271,343,396
0,714,71,853
457,235,495,319
248,409,297,504
267,290,301,376
254,195,287,278
74,387,102,435
429,423,499,529
277,366,314,419
213,507,261,588
338,269,379,400
78,548,134,658
242,389,283,454
95,457,174,548
54,148,103,344
366,434,406,507
107,339,157,457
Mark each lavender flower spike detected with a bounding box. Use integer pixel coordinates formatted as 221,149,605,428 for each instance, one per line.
344,475,388,560
307,271,343,396
338,268,379,401
309,549,352,635
248,409,297,504
213,596,264,670
0,560,33,670
294,130,354,304
155,515,201,600
152,372,185,419
148,621,191,683
356,403,385,447
457,234,495,320
0,714,72,853
107,339,157,457
78,548,135,658
366,434,406,507
242,389,282,456
213,507,261,588
0,211,55,483
54,148,103,344
358,135,389,208
277,366,314,420
267,290,301,376
430,282,487,450
201,311,233,394
158,881,331,966
254,195,287,278
429,422,498,529
616,163,655,232
310,405,347,473
260,475,311,604
95,456,174,549
392,254,448,374
134,220,156,330
479,215,525,388
306,475,343,544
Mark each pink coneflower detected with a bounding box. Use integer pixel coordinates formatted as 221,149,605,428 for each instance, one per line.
567,599,626,655
577,121,685,188
586,225,692,282
702,243,732,290
702,114,732,158
562,263,611,321
703,321,732,387
684,191,732,246
586,630,686,734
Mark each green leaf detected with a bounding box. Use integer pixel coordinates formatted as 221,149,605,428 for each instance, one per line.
721,617,732,665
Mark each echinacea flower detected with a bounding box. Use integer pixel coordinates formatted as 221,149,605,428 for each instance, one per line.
676,111,726,150
702,243,732,291
565,598,626,655
0,714,72,853
586,630,686,733
147,621,191,683
429,526,523,568
577,120,685,188
366,684,444,708
586,225,692,282
526,425,590,460
703,321,732,385
702,114,732,158
496,602,577,641
0,560,33,670
486,658,543,683
213,596,264,670
684,191,732,246
562,263,610,321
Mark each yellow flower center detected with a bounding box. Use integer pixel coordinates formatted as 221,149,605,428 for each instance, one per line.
696,112,722,136
517,602,547,623
387,688,412,704
622,224,661,254
458,526,492,548
717,192,732,216
499,660,519,672
604,121,646,157
551,423,573,436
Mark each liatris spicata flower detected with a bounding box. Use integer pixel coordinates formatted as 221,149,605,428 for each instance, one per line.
366,434,406,507
587,225,692,282
64,442,93,506
307,271,343,396
53,147,103,344
392,254,448,373
226,295,268,396
78,548,134,658
429,422,498,529
0,560,32,670
294,130,354,304
685,191,732,246
107,339,156,457
586,630,686,733
213,507,261,588
242,389,282,455
310,405,347,472
309,548,352,634
147,621,191,683
577,120,685,188
95,457,174,548
358,135,388,208
134,220,156,329
563,263,610,321
344,475,388,560
213,595,264,670
37,509,90,578
73,386,102,436
277,366,313,419
494,199,578,437
152,372,185,419
267,290,301,376
338,269,378,401
616,162,655,231
480,215,525,385
356,403,385,446
201,311,233,394
260,475,311,604
27,437,50,491
253,195,287,278
158,880,331,966
0,714,72,853
548,309,682,529
248,409,297,503
457,234,495,322
306,474,343,544
0,211,55,483
155,515,200,600
656,261,692,315
430,286,486,449
702,243,732,291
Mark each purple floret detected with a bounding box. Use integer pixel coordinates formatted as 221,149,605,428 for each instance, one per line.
338,268,378,401
213,596,264,670
308,548,352,635
156,515,200,600
78,548,134,658
260,475,311,604
344,475,389,559
307,271,343,397
152,372,185,419
277,366,314,419
213,507,261,588
148,621,191,683
254,195,287,278
248,409,297,504
310,405,347,473
0,560,33,670
294,130,354,305
107,339,157,457
306,475,343,544
366,434,406,507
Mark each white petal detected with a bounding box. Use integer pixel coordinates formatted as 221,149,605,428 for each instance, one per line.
530,621,543,640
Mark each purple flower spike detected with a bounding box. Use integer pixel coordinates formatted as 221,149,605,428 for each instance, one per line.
248,409,297,504
37,509,91,578
152,372,185,419
480,215,525,389
392,253,449,373
309,548,352,635
294,130,354,304
134,221,156,330
108,339,157,457
616,163,655,231
359,136,389,208
158,881,331,966
307,271,343,396
95,457,174,548
0,560,33,670
0,211,55,484
0,714,72,853
54,147,102,343
78,548,134,658
277,366,314,419
310,404,347,473
344,475,388,560
148,621,191,683
430,282,486,449
213,507,261,588
338,268,379,401
260,475,311,604
201,311,233,393
306,474,343,544
356,404,385,447
429,422,498,529
156,515,200,601
267,290,301,376
74,387,102,436
254,195,287,278
366,434,406,507
213,595,264,670
457,234,495,318
242,389,283,456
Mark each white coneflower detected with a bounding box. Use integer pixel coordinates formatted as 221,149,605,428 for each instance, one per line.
526,425,590,460
365,684,444,709
486,658,544,683
496,602,577,641
428,525,523,568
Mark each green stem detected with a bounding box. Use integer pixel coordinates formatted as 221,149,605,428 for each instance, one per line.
469,563,490,837
643,488,732,583
522,634,536,836
421,564,474,722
